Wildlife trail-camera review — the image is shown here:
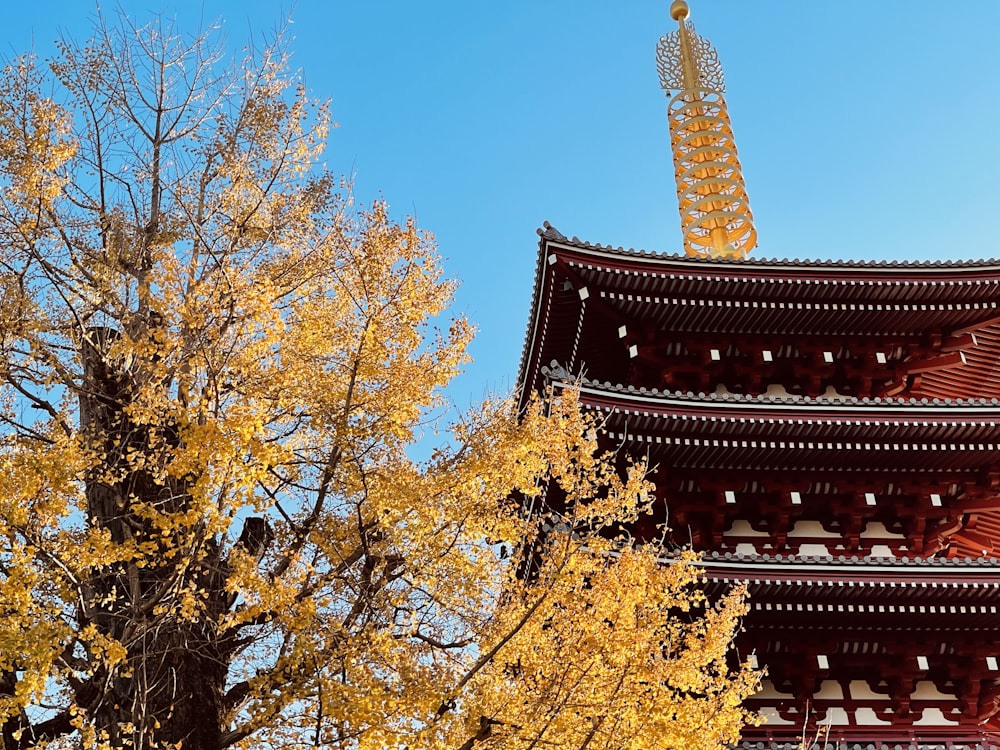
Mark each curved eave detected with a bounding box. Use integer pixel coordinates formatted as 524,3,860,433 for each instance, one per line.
516,226,562,409
540,224,1000,277
737,744,997,750
563,378,1000,420
517,226,1000,406
698,557,1000,633
562,380,1000,472
696,554,1000,586
553,236,1000,332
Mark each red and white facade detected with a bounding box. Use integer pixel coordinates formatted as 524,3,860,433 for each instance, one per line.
517,223,1000,747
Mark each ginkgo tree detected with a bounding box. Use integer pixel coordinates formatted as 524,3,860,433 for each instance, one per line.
0,11,759,750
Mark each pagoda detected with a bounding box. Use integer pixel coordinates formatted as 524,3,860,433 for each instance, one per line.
516,2,1000,747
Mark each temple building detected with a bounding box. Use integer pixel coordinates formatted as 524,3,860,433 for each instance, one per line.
516,2,1000,747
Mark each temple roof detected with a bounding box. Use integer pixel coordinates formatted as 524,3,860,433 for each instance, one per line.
693,551,1000,600
698,549,1000,570
537,222,1000,271
519,227,1000,405
738,744,998,750
698,552,1000,600
558,368,1000,411
557,377,1000,462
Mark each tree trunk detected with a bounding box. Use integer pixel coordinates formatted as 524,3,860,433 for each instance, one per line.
79,327,229,750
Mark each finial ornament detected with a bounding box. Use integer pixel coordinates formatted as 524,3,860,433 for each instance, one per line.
657,1,757,259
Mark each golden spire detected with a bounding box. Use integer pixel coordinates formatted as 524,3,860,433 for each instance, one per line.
657,0,756,259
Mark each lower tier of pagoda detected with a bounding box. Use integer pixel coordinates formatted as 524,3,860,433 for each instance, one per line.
696,555,1000,744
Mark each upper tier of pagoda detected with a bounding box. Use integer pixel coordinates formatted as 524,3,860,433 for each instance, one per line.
519,227,1000,560
520,225,1000,406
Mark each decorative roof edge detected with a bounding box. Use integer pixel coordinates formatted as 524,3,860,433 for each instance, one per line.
738,744,999,750
516,224,563,409
544,363,1000,411
691,549,1000,569
539,222,1000,270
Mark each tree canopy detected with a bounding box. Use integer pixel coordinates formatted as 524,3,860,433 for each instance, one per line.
0,12,758,750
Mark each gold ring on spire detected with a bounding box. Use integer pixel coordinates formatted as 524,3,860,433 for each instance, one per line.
657,2,757,258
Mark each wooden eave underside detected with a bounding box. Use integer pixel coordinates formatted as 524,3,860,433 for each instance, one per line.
572,261,1000,335
915,322,1000,400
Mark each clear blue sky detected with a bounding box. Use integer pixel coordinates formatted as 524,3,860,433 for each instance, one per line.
4,2,1000,407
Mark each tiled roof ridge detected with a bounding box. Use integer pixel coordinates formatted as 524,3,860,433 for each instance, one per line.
542,362,1000,408
516,225,560,407
689,549,1000,568
738,744,999,750
539,222,1000,268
